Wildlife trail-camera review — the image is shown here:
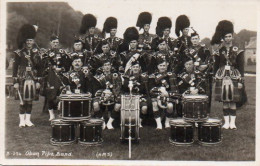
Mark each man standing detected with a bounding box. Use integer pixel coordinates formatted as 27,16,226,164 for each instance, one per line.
69,39,90,66
149,39,176,74
151,17,175,52
102,17,123,53
79,14,103,56
13,24,41,127
136,12,156,51
89,40,121,74
119,27,147,73
174,15,192,74
188,30,213,110
212,20,246,130
41,35,71,121
178,58,208,95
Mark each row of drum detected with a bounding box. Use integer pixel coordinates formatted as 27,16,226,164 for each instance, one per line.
50,117,223,146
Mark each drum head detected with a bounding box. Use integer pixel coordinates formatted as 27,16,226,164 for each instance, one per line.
60,92,92,99
83,118,104,125
170,118,190,125
206,118,221,123
183,94,208,99
51,119,70,125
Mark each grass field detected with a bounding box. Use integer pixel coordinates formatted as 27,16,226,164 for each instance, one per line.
5,75,255,161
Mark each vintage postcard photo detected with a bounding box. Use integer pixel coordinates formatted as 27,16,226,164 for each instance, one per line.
1,0,259,165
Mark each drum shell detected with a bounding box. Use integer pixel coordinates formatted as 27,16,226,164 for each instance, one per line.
198,119,222,144
60,93,92,120
182,95,209,122
79,120,103,143
51,120,76,143
169,119,194,144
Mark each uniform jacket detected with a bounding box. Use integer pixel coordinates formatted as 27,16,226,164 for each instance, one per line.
214,45,244,77
151,36,175,51
13,47,41,83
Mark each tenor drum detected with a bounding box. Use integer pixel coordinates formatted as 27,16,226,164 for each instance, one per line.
198,118,222,145
79,119,103,146
182,94,209,122
120,95,140,142
50,119,76,146
169,118,194,146
60,93,91,121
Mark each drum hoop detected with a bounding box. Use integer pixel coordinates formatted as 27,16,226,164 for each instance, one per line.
204,118,222,123
62,117,90,122
169,119,193,126
184,117,209,123
198,140,222,146
201,123,222,126
183,95,208,99
121,95,140,98
169,138,194,146
78,139,103,146
51,119,72,125
50,138,76,146
81,119,104,125
59,93,92,99
60,98,92,101
170,124,193,127
51,122,74,126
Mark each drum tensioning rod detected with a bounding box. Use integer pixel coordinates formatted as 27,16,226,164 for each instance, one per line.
128,93,133,159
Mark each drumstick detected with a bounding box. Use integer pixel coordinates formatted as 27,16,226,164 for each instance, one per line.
128,90,133,159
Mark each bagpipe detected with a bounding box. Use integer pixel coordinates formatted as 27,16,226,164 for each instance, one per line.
94,73,121,105
150,76,181,110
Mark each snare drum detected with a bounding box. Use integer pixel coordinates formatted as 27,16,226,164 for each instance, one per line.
79,119,103,146
120,95,140,142
60,93,91,121
169,118,194,146
50,119,76,146
182,94,209,122
198,118,222,145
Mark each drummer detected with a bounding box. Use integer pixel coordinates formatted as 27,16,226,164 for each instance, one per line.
178,57,208,95
122,59,149,127
92,59,122,130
